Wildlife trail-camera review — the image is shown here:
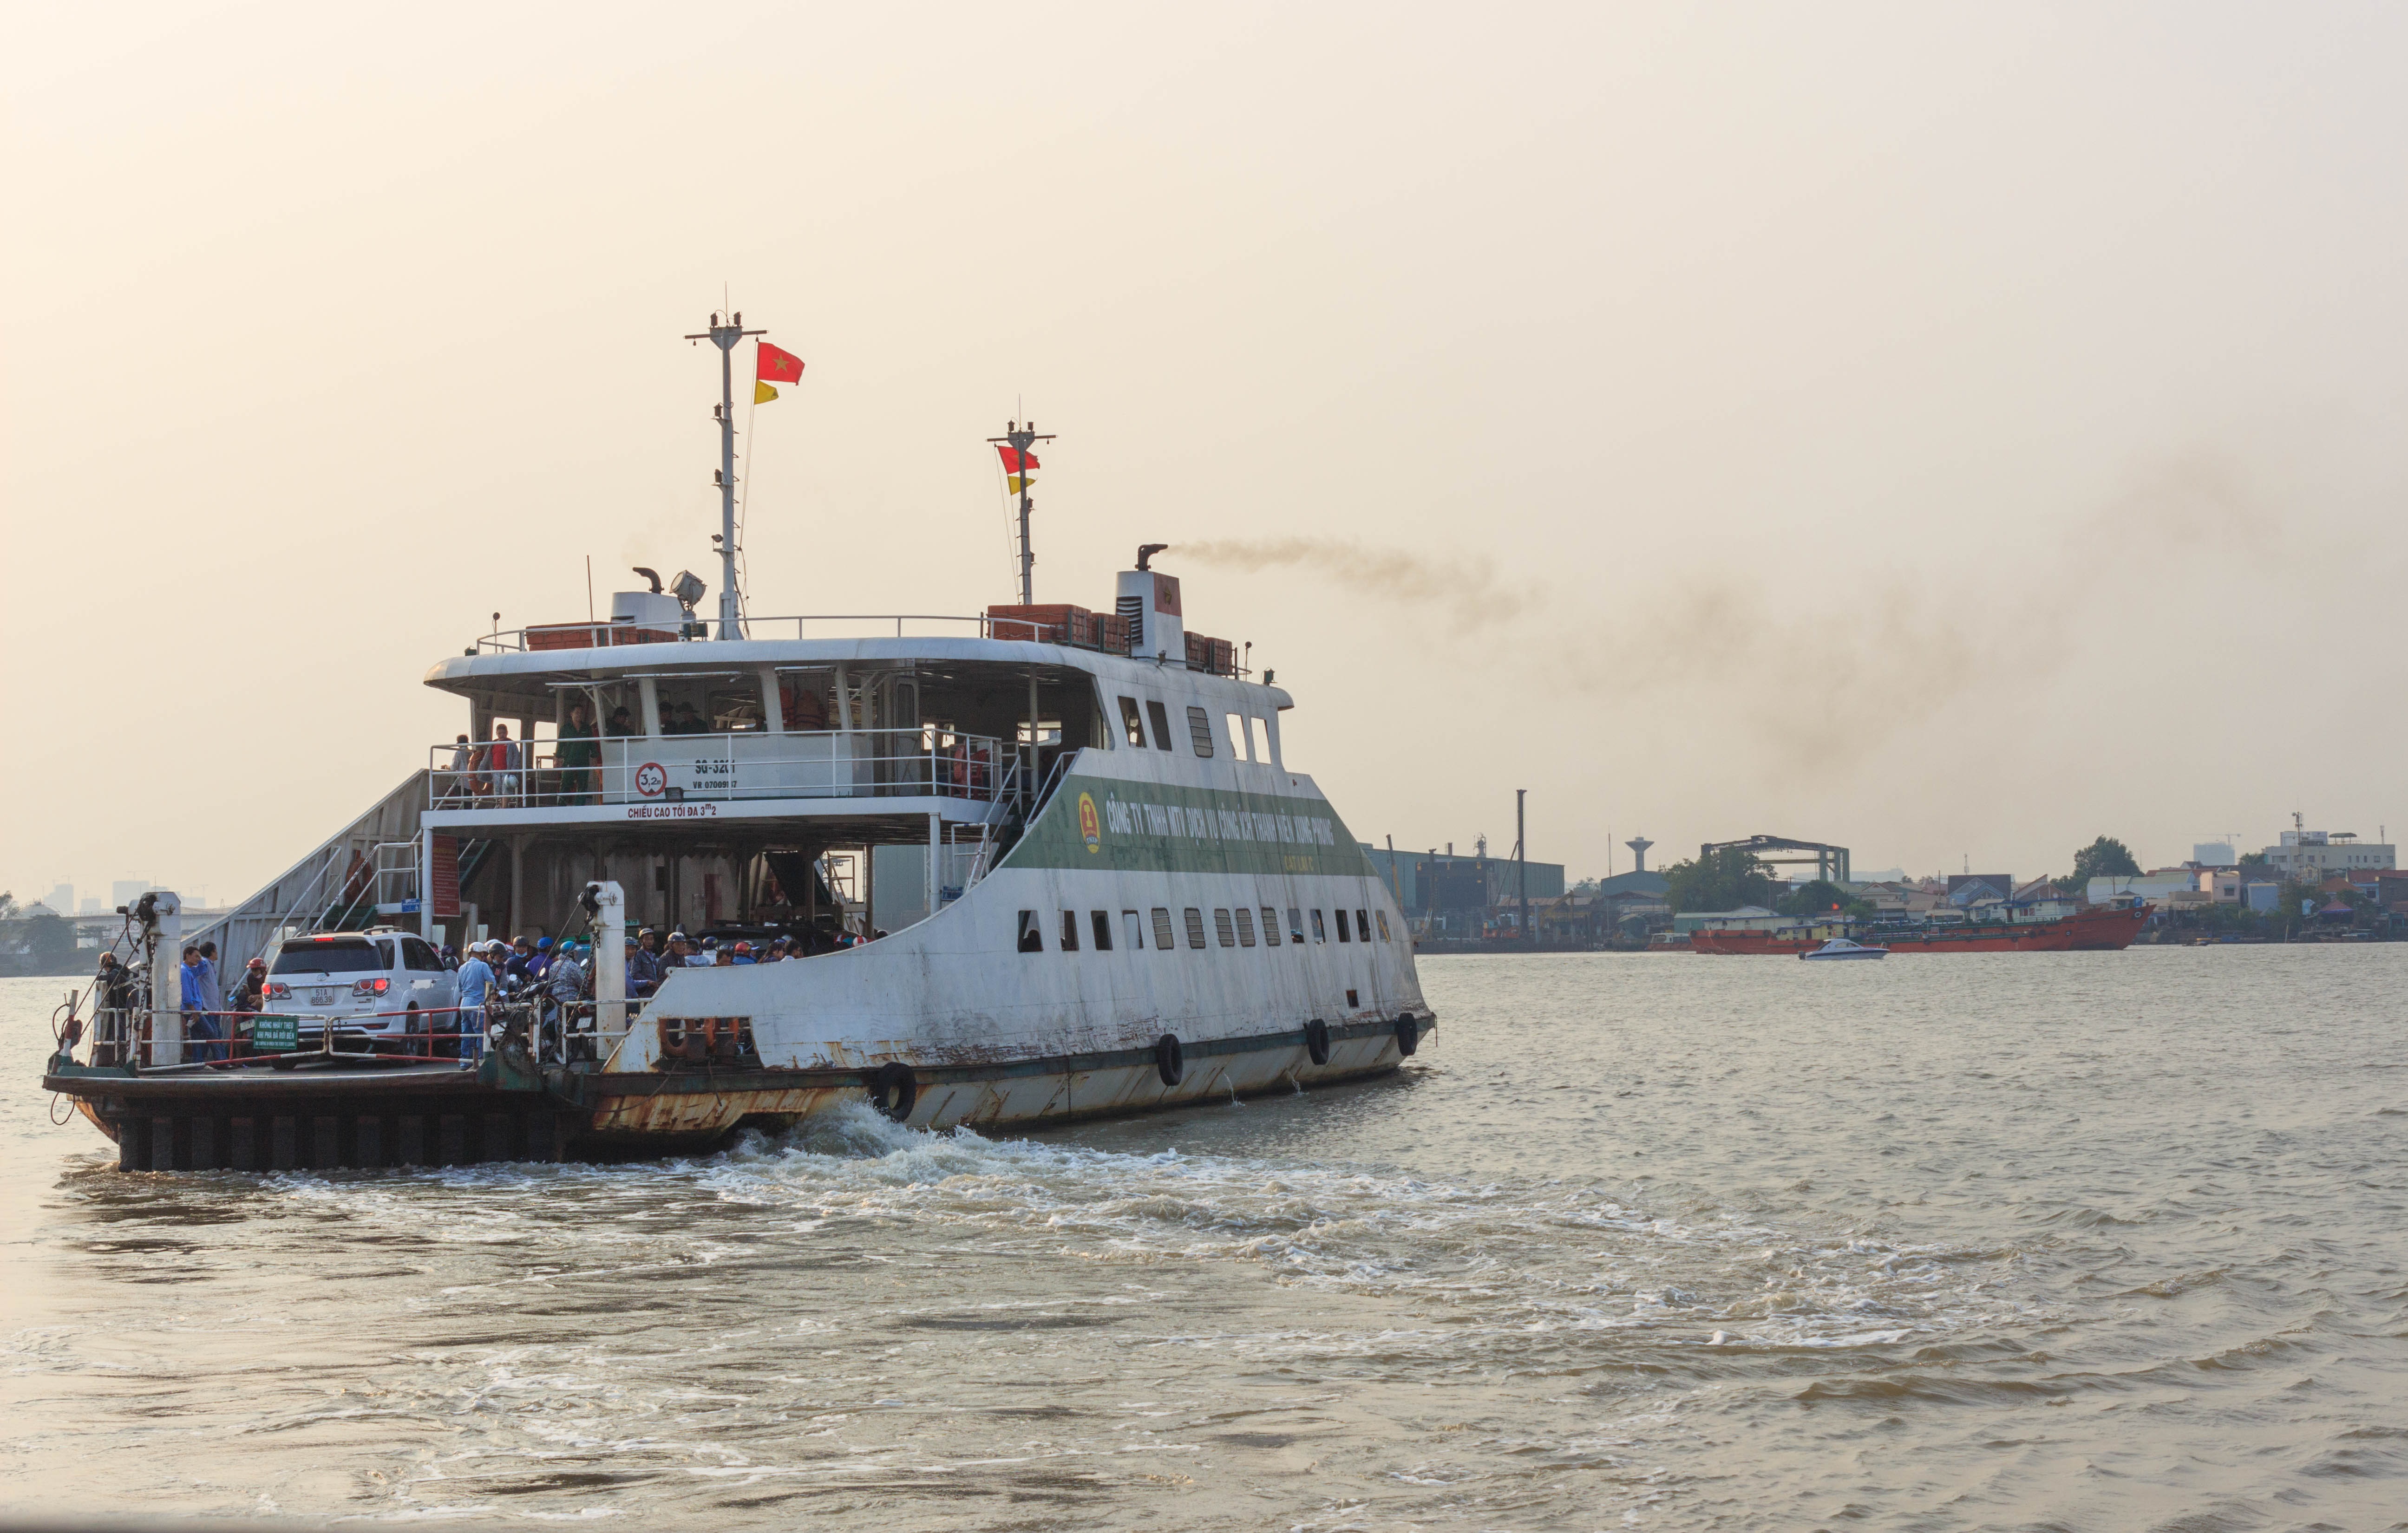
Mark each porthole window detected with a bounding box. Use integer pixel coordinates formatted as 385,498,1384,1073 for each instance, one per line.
1152,908,1176,950
1375,910,1391,941
1214,908,1237,946
1356,909,1372,943
1060,911,1080,952
1184,908,1208,949
1287,907,1305,944
1091,911,1114,951
1017,911,1044,953
1261,907,1282,946
1310,909,1327,943
1235,908,1257,946
1186,705,1216,757
1335,909,1351,943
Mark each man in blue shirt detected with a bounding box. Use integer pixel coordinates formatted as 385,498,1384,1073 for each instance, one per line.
179,945,225,1063
627,933,661,999
453,942,496,1065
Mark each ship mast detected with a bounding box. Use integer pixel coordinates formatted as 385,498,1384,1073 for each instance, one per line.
988,419,1056,605
685,310,765,637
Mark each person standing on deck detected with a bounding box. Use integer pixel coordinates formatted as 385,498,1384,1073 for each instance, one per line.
196,941,221,1014
453,942,496,1065
557,701,601,804
627,932,661,998
178,945,224,1063
488,725,521,804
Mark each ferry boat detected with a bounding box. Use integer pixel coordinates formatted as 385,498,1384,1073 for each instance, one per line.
40,314,1434,1172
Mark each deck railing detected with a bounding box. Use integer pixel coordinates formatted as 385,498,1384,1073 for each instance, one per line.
427,728,1015,812
469,613,1125,654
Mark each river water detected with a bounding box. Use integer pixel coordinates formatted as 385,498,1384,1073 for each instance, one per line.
3,949,2405,1530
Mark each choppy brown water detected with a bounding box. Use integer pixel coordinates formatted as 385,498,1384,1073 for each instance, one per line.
5,949,2408,1530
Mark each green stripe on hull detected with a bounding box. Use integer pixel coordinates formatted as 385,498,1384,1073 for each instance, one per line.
1005,773,1376,878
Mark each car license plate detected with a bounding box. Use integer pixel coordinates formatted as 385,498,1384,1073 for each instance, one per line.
311,987,336,1005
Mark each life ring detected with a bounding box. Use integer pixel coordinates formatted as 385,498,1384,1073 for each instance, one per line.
1304,1018,1331,1066
1393,1014,1419,1057
869,1061,917,1122
1154,1033,1185,1087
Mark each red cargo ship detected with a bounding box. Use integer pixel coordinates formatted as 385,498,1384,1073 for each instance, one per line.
1689,902,2150,955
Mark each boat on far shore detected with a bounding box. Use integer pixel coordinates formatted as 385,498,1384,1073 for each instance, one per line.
1799,938,1886,960
1693,900,2150,956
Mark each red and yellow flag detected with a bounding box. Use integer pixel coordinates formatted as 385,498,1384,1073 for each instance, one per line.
996,444,1039,496
756,341,805,385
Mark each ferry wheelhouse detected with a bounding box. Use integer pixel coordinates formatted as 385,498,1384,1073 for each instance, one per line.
42,315,1433,1170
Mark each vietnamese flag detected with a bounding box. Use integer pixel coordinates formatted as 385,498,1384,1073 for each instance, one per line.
757,341,805,384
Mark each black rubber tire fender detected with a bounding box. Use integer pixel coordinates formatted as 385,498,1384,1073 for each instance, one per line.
1394,1013,1419,1057
1304,1018,1332,1067
1155,1033,1185,1087
869,1061,918,1122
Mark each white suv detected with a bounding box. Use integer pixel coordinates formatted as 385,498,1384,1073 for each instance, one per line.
262,928,458,1050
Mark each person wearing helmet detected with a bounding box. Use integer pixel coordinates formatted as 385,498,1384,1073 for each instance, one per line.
731,941,755,965
628,930,662,998
219,957,268,1058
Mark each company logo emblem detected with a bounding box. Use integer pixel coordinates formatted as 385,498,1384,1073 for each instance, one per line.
634,762,667,798
1078,791,1101,853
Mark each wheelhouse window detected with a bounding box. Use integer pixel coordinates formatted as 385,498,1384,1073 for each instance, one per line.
1261,907,1282,946
1184,908,1208,949
1310,909,1327,943
1213,908,1236,946
1152,908,1177,950
1060,911,1080,951
1234,908,1257,946
1145,701,1174,752
1357,909,1372,943
1118,697,1146,747
1225,712,1250,761
1091,911,1114,951
1017,911,1044,953
1335,910,1351,942
1186,706,1216,757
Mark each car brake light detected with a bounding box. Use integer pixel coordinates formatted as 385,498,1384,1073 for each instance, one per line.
266,982,289,999
352,977,390,996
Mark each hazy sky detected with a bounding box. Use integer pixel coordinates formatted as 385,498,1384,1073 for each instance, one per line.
7,1,2407,907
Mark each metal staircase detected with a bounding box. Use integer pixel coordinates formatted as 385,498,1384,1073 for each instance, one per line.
184,770,435,973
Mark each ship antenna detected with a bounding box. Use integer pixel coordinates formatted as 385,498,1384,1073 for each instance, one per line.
684,307,765,638
988,417,1057,606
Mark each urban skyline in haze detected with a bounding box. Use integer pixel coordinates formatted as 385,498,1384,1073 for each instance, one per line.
7,2,2405,907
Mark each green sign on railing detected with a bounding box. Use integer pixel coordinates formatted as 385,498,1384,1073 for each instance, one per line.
251,1014,300,1053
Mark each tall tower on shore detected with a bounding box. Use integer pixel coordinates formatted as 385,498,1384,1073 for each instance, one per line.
1625,836,1654,874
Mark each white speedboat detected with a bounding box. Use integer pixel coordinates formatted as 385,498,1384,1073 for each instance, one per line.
1799,938,1887,960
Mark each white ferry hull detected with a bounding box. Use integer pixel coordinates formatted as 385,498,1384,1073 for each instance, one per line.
613,746,1434,1135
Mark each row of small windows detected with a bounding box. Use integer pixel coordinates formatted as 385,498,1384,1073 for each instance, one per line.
1114,694,1269,762
1018,905,1391,953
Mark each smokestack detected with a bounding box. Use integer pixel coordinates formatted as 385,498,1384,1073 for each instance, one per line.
1116,564,1184,661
